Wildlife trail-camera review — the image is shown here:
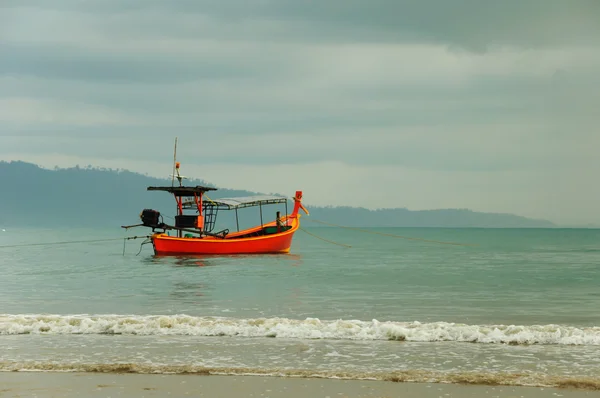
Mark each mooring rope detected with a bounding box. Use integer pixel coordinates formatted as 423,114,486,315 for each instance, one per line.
134,238,153,256
304,219,477,247
0,236,150,249
298,226,352,248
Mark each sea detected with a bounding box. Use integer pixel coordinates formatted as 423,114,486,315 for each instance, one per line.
1,225,600,389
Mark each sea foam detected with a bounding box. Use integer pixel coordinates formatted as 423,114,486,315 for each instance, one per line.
1,314,599,345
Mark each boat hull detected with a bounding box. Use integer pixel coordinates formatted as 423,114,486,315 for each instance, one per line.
151,217,300,255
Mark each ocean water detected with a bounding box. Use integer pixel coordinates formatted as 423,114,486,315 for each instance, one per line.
1,225,600,388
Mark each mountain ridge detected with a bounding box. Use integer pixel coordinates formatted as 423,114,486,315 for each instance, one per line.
0,160,555,228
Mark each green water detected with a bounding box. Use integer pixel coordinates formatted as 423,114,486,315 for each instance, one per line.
2,227,599,325
1,226,599,385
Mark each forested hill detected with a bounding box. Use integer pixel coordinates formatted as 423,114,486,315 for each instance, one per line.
0,161,555,228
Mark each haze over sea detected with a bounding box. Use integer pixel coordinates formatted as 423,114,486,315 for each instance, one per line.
1,226,600,389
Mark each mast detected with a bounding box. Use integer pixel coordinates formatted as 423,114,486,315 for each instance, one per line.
172,137,181,236
171,136,178,188
167,137,205,236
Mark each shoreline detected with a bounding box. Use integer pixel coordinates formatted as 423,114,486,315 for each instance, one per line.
1,364,599,392
0,372,598,398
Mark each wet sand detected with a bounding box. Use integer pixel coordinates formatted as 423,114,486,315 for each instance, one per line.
0,372,598,398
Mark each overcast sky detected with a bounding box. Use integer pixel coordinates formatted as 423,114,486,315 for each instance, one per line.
1,1,599,225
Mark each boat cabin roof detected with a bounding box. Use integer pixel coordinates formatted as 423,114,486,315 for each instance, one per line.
147,185,217,196
202,195,288,210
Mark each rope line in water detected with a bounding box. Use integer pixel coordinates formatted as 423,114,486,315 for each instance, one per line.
0,236,150,249
298,227,352,248
304,219,477,247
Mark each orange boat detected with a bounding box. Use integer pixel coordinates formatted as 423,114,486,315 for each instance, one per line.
122,162,308,256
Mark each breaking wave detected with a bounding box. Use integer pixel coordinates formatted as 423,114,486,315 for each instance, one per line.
1,314,599,345
1,361,599,390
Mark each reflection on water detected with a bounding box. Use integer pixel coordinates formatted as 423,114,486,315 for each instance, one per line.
171,256,214,268
142,253,304,268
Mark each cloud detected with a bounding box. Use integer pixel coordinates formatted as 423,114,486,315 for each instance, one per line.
0,41,286,84
1,0,599,224
0,98,142,126
3,1,599,51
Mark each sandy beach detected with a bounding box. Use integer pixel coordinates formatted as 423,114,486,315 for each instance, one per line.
0,372,598,398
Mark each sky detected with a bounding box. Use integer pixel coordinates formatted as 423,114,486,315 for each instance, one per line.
1,1,599,226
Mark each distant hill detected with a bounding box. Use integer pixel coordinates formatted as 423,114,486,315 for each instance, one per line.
0,161,555,228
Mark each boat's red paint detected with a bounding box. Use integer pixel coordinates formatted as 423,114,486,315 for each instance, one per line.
125,150,309,256
151,215,301,255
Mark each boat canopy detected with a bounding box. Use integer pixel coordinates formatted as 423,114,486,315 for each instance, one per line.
201,195,288,210
147,185,217,196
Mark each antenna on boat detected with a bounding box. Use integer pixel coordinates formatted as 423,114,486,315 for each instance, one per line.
171,137,178,187
169,137,187,186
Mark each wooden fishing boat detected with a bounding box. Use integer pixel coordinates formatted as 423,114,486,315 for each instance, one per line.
122,162,308,256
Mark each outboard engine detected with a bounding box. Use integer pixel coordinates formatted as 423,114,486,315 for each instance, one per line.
140,209,161,228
